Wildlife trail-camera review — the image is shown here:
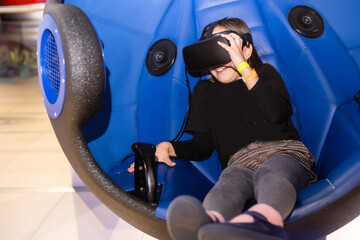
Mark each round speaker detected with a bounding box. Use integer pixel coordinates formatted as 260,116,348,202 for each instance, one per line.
146,38,177,76
288,5,324,38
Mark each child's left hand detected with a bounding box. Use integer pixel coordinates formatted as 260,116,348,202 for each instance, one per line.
217,33,246,68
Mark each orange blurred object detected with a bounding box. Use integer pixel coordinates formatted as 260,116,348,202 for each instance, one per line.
1,0,45,5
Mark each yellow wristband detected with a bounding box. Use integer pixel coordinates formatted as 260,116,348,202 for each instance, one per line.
236,62,250,74
243,69,258,83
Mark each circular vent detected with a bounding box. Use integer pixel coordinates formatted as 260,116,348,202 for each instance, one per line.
288,5,324,38
37,14,66,119
146,38,177,76
44,30,61,100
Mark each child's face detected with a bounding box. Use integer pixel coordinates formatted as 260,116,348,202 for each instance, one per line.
210,26,241,84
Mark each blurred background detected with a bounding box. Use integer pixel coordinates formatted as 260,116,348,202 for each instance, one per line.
0,1,358,239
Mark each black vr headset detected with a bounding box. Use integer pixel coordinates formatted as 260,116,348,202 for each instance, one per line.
183,21,253,73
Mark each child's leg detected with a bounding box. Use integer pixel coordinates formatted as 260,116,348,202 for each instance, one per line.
203,165,254,220
198,156,313,240
167,166,254,240
253,154,313,219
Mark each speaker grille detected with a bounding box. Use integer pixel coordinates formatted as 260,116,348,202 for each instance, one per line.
146,38,177,76
288,5,324,38
44,32,61,95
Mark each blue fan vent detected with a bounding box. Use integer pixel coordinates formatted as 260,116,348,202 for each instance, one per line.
37,14,66,119
44,32,60,95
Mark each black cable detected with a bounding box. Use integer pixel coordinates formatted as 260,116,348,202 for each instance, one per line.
170,67,192,142
121,152,135,164
121,67,192,164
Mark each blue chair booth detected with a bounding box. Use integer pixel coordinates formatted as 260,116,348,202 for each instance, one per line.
37,0,360,239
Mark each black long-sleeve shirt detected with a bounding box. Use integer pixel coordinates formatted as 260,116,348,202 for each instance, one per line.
171,63,300,169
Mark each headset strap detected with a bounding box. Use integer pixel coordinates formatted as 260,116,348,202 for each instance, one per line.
205,21,217,39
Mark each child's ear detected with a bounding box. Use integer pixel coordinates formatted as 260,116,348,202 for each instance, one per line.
243,44,253,61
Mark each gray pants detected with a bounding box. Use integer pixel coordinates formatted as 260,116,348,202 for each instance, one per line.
203,155,313,220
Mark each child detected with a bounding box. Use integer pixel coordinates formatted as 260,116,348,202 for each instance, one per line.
129,18,316,240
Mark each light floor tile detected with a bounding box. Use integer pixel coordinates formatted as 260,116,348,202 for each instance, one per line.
2,151,69,172
0,132,42,152
30,192,146,240
0,192,64,204
20,132,63,152
0,113,50,133
0,158,12,168
0,193,63,240
0,102,19,113
141,234,158,240
7,102,47,116
0,171,72,189
0,78,39,100
0,152,17,167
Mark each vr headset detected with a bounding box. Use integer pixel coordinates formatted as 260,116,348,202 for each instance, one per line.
183,22,253,73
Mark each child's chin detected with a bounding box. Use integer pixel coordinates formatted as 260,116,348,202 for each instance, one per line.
217,75,237,83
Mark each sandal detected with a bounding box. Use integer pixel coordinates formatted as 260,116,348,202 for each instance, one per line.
198,210,289,240
166,195,220,240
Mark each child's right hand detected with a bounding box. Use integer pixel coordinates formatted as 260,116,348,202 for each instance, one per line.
156,141,177,167
127,142,176,172
217,33,246,69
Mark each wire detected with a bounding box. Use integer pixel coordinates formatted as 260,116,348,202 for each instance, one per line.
170,67,192,142
121,67,192,164
121,152,135,164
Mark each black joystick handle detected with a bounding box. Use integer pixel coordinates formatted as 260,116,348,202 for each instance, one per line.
355,91,360,106
131,142,157,205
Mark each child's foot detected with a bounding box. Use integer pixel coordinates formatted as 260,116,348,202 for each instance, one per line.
207,210,225,223
166,195,223,240
198,204,288,240
230,204,283,227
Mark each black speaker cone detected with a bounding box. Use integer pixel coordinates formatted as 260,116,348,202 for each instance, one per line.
288,5,324,38
146,38,177,76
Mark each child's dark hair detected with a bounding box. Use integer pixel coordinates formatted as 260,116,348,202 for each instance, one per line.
201,18,263,70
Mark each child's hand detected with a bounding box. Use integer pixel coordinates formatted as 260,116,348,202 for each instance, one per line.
127,142,176,173
217,33,246,68
128,162,135,172
155,142,177,167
